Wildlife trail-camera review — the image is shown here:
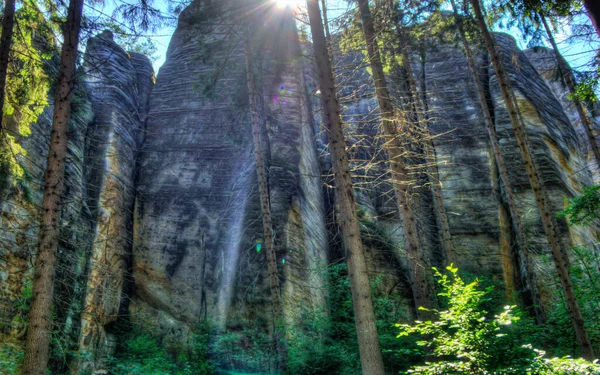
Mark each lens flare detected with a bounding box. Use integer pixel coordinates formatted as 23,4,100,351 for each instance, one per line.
275,0,303,9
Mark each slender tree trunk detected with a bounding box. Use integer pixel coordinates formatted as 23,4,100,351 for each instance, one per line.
306,1,384,374
583,0,600,38
540,14,600,170
469,0,593,360
400,49,456,265
320,0,332,43
244,29,287,370
0,0,16,195
21,0,84,373
450,0,545,324
0,0,16,129
356,0,433,316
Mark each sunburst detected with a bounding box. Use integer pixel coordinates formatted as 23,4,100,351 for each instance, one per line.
274,0,303,9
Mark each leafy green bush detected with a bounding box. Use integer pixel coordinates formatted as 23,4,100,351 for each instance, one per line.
0,343,24,375
559,185,600,226
212,327,274,373
284,263,420,374
396,265,600,374
286,308,356,375
107,324,213,375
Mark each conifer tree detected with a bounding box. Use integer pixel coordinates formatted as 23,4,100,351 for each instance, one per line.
0,0,16,195
538,13,600,170
450,0,545,324
583,0,600,37
244,23,287,368
306,0,385,373
355,0,434,316
0,0,16,132
22,0,84,373
399,48,456,264
468,0,594,360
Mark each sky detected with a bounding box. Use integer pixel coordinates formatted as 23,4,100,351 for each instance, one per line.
93,0,598,77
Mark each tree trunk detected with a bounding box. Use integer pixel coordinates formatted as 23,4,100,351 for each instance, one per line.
21,0,84,373
356,0,433,316
244,28,287,370
584,0,600,38
450,0,545,324
0,0,16,196
540,13,600,171
320,0,332,43
0,0,16,129
469,0,593,360
400,49,456,265
306,1,384,374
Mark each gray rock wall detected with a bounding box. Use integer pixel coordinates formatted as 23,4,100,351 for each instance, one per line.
0,2,598,372
131,3,329,366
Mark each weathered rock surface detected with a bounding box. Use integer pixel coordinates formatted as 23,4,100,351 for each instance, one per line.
131,4,328,366
0,1,598,372
77,31,154,365
0,30,154,370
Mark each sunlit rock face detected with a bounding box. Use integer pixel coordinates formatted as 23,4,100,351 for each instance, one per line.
337,32,598,301
131,0,328,360
76,31,154,365
1,2,598,371
0,61,94,341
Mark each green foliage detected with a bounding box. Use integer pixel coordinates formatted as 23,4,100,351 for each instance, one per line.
290,263,420,374
559,185,600,226
107,323,214,375
397,265,600,374
1,0,54,179
286,308,356,375
538,246,600,356
212,327,274,373
0,343,24,374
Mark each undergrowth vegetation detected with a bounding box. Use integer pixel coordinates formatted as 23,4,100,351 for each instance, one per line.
397,265,600,375
106,322,213,375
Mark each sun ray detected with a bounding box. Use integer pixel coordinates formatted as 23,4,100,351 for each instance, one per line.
274,0,303,9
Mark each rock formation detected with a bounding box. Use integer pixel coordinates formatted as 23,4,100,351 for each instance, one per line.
0,0,598,371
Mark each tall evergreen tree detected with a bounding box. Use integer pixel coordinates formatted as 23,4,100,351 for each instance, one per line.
450,0,546,324
468,0,594,360
0,0,16,132
538,13,600,170
244,23,287,368
0,0,16,189
306,0,385,373
22,0,85,373
583,0,600,37
355,0,434,317
399,48,456,265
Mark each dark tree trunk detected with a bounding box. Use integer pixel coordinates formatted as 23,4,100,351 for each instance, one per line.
0,0,15,128
0,0,16,190
540,13,600,171
244,28,287,369
584,0,600,37
306,1,384,373
469,0,593,360
356,0,434,317
451,0,545,324
400,49,456,265
22,0,84,373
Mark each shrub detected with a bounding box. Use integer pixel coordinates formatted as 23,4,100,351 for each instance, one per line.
396,265,600,375
107,324,214,375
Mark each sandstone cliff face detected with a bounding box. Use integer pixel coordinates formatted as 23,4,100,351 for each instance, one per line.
0,1,598,371
0,31,153,368
331,32,598,302
78,31,154,364
131,2,328,357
